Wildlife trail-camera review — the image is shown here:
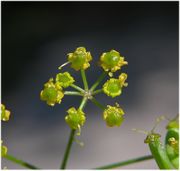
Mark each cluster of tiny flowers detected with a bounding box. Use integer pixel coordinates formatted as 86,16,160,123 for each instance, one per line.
103,73,128,98
1,104,11,157
68,47,92,71
40,47,128,131
103,104,124,127
65,107,86,135
40,73,75,106
100,50,127,73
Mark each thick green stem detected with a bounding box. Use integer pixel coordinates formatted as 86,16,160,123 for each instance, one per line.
94,155,154,169
60,97,88,169
4,154,39,169
90,97,106,110
64,91,83,96
81,69,88,90
90,71,106,91
70,84,84,93
92,89,103,95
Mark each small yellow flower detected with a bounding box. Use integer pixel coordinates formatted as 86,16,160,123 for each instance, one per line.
40,78,64,106
56,72,75,88
1,141,8,157
65,107,86,130
1,104,11,121
119,73,128,87
68,47,92,71
100,50,127,73
103,104,124,127
103,78,122,98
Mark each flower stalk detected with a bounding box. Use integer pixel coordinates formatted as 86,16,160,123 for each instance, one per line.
81,69,89,90
90,71,107,91
70,84,84,93
64,91,83,96
60,97,88,169
4,154,39,169
94,155,153,169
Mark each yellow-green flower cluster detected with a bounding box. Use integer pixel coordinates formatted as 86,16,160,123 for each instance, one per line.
40,72,75,106
65,107,86,130
68,47,92,71
100,50,127,73
40,78,64,106
40,47,128,131
103,73,128,98
1,141,7,157
1,104,11,121
1,104,11,157
103,104,125,127
56,72,75,88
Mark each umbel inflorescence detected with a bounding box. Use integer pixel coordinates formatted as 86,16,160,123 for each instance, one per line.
40,47,128,134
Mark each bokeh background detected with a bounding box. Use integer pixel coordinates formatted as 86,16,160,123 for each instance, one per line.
1,1,179,169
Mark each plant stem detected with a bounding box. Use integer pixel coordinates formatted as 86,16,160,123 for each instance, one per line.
60,97,88,169
90,97,106,110
4,154,39,169
60,129,76,169
70,84,84,93
81,69,88,90
92,89,103,95
64,91,83,96
90,71,106,91
94,155,153,169
79,97,88,110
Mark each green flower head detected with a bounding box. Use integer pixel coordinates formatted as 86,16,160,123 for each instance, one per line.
65,107,86,130
1,141,7,157
1,104,11,121
68,47,92,71
103,78,122,98
103,104,124,127
56,72,75,88
100,50,128,72
40,78,64,106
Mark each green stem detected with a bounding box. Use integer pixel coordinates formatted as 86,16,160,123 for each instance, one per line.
81,69,88,90
60,129,76,169
70,84,84,93
4,154,39,169
94,155,154,169
90,97,106,110
60,97,88,169
90,71,106,91
64,91,83,96
79,98,88,110
92,89,103,95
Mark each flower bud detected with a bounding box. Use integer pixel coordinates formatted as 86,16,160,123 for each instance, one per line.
1,104,11,121
56,72,75,88
100,50,127,73
103,105,124,127
68,47,92,71
65,107,86,130
40,78,64,106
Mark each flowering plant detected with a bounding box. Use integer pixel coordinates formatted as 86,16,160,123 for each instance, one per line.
1,47,179,170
